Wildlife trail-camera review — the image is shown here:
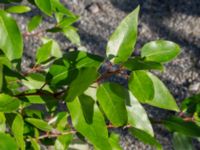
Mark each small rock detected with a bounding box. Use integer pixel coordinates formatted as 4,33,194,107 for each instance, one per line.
189,82,200,92
87,3,100,14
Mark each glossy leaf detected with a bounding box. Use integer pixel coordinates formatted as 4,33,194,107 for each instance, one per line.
0,133,18,150
141,40,180,63
173,132,194,150
55,134,73,150
0,94,20,112
109,133,122,150
11,114,25,150
126,92,154,136
34,0,52,16
164,117,200,137
65,67,98,102
124,57,163,71
0,10,23,60
63,26,80,45
145,72,179,111
27,15,42,32
58,16,79,28
97,83,128,126
106,6,139,63
128,71,154,103
129,128,162,150
26,118,52,132
0,113,6,132
6,5,31,13
67,96,112,150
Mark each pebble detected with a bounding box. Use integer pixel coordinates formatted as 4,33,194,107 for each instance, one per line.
189,82,200,92
87,3,100,14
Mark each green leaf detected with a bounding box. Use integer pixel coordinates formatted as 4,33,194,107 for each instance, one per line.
164,117,200,137
141,40,180,63
65,67,98,101
109,133,122,150
96,83,128,126
129,128,162,150
173,132,194,150
145,72,179,111
6,5,31,14
34,0,52,16
0,113,6,133
63,26,80,45
0,94,20,112
0,133,18,150
126,92,154,136
25,118,52,132
106,6,139,63
29,137,40,150
0,64,2,92
27,15,42,32
54,134,73,150
12,114,25,150
0,10,23,60
58,16,79,28
67,96,112,150
128,71,154,103
124,57,164,71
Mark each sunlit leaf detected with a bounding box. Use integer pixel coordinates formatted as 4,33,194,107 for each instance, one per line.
27,15,42,32
0,133,18,150
0,94,20,112
34,0,52,16
6,5,31,14
26,118,52,132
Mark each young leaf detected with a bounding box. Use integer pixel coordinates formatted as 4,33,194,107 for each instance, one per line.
109,133,122,150
106,6,139,63
67,96,112,150
0,94,20,112
34,0,52,16
25,118,52,132
173,132,194,150
6,5,31,14
145,72,179,111
63,26,80,45
11,114,25,150
141,40,180,63
65,67,98,102
57,16,79,28
0,113,6,133
128,71,154,103
129,128,162,150
0,133,18,150
54,134,73,150
0,10,23,60
126,92,154,136
124,57,164,71
163,117,200,137
96,83,128,126
27,15,42,32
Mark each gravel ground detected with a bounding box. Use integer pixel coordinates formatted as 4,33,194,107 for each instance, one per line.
4,0,200,149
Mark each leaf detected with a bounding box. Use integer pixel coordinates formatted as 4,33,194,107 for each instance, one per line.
106,6,139,63
163,117,200,137
129,128,162,150
63,26,80,45
0,64,2,92
145,72,179,111
11,114,25,150
0,113,6,133
6,5,31,13
0,55,12,68
0,133,18,150
126,92,154,136
96,83,128,126
124,57,164,71
34,0,52,16
0,94,20,112
109,133,122,150
29,137,40,150
0,10,23,60
65,67,98,102
172,132,194,150
67,96,112,150
54,134,73,150
141,40,181,63
58,16,79,28
25,118,52,132
27,15,42,32
128,71,154,103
